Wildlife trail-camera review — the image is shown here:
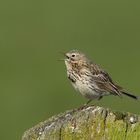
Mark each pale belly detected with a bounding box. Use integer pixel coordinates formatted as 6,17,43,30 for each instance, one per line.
67,70,110,99
71,80,101,99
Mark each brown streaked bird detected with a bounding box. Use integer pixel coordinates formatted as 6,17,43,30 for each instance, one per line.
63,50,138,104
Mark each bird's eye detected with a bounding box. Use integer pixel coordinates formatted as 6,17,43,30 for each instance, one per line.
71,54,75,57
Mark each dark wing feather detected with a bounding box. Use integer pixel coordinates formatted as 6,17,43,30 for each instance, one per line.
90,63,122,96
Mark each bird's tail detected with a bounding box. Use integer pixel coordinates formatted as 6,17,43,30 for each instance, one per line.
121,91,139,100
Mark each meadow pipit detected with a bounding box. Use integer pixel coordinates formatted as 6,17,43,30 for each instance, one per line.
63,50,138,104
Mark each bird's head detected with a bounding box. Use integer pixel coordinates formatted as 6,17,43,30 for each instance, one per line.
65,50,87,61
64,50,88,70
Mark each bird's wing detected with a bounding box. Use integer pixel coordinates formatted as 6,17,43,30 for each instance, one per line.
90,63,122,96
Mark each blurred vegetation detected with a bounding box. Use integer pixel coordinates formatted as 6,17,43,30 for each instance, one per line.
0,0,140,140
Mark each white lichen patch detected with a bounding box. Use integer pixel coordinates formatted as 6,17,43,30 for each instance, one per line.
45,122,55,131
109,112,113,116
91,106,102,114
65,113,71,118
129,116,137,124
70,125,76,133
83,106,93,111
38,131,42,135
130,116,135,123
97,123,101,134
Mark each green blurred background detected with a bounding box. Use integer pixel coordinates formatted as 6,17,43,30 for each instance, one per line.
0,0,140,139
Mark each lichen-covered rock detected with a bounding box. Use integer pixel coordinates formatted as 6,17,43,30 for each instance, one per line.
22,106,140,140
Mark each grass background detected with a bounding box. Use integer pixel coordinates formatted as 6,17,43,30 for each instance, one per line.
0,0,140,139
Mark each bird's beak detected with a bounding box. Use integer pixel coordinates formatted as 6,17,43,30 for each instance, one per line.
59,52,69,62
59,52,69,59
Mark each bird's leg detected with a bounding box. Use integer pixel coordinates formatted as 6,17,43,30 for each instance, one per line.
77,96,103,111
86,99,92,105
87,96,102,105
92,96,103,106
77,99,92,111
98,96,103,101
86,96,103,106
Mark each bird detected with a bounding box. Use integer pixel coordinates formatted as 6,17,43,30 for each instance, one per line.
63,50,138,105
